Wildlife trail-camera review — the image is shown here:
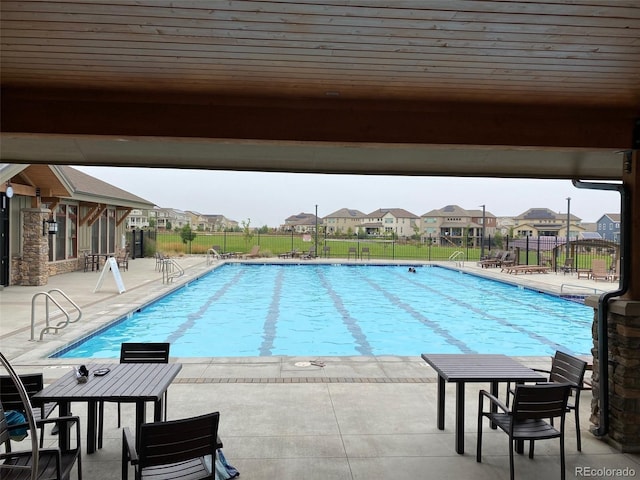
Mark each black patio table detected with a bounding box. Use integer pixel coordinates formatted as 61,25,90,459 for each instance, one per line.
421,353,546,454
33,362,182,454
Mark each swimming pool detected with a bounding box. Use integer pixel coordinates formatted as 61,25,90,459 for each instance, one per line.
56,264,594,358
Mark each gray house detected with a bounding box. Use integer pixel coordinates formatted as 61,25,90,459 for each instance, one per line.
596,213,621,242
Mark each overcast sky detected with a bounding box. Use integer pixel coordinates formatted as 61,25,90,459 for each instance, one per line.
76,166,621,228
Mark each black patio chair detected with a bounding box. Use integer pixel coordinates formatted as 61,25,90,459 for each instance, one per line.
97,343,170,448
506,350,587,451
477,383,571,480
1,383,82,480
122,412,220,480
1,373,58,447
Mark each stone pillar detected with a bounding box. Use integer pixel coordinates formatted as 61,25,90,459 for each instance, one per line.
21,208,50,286
589,298,640,452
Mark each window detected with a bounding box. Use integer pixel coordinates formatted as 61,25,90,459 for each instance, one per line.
47,204,78,261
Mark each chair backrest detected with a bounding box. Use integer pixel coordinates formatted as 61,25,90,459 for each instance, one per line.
137,412,220,473
512,384,571,421
348,247,356,253
0,404,11,446
120,343,170,364
0,373,44,411
591,258,608,273
549,351,587,387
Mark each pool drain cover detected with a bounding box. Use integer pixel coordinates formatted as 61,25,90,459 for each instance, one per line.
294,361,312,367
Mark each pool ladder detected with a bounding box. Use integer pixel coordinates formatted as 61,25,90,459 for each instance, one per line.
31,289,82,341
449,251,465,267
161,258,185,283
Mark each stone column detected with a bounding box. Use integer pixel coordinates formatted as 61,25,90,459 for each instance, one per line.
21,208,50,286
589,299,640,452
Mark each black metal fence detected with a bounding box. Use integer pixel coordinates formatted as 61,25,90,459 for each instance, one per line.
129,229,620,274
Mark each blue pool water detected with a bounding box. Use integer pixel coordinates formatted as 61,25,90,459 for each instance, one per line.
56,264,593,358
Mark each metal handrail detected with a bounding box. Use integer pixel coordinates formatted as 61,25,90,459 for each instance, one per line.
31,289,82,341
206,248,218,265
0,351,39,479
448,251,465,267
162,259,185,284
560,284,607,295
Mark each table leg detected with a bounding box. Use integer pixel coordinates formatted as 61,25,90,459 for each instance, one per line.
437,375,445,430
87,401,98,454
490,381,499,429
135,401,147,451
57,401,71,451
153,398,162,422
455,382,465,454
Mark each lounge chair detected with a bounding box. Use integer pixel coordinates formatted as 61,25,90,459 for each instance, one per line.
477,384,571,480
301,246,316,259
122,411,221,480
212,246,232,259
560,257,574,274
507,350,588,451
278,248,299,259
590,258,611,281
478,250,504,268
361,247,370,260
244,245,261,258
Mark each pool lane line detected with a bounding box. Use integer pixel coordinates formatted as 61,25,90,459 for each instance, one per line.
356,273,474,354
394,270,574,355
259,269,284,356
166,269,245,346
431,268,590,326
317,270,374,356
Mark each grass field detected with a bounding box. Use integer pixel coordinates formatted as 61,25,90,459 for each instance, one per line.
151,231,613,270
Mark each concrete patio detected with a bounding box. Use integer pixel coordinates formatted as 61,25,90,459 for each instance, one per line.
1,255,638,479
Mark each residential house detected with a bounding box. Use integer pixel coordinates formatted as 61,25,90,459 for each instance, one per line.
323,208,366,235
361,208,419,238
596,213,621,242
496,216,516,236
282,212,323,233
126,208,155,229
420,205,496,246
0,164,154,286
186,211,210,231
203,214,238,231
156,208,190,231
514,208,583,238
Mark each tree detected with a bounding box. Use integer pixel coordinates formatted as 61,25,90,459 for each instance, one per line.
180,225,197,253
241,218,254,247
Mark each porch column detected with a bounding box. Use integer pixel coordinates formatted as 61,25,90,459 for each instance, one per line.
21,207,50,286
589,150,640,451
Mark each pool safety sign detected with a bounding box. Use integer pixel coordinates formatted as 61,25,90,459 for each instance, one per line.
94,257,126,294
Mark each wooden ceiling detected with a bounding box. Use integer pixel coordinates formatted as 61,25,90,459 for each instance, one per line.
1,0,639,179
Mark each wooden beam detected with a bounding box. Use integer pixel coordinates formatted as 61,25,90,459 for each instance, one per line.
1,88,636,150
116,207,132,227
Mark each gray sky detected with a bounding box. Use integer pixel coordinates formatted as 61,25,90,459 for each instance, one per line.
76,166,621,228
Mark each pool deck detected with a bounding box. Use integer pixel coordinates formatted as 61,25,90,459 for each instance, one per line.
1,256,637,479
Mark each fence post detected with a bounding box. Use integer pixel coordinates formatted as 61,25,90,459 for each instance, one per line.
223,230,227,254
525,235,529,265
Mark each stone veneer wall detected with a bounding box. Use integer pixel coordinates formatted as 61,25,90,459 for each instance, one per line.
588,297,640,452
16,208,50,286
